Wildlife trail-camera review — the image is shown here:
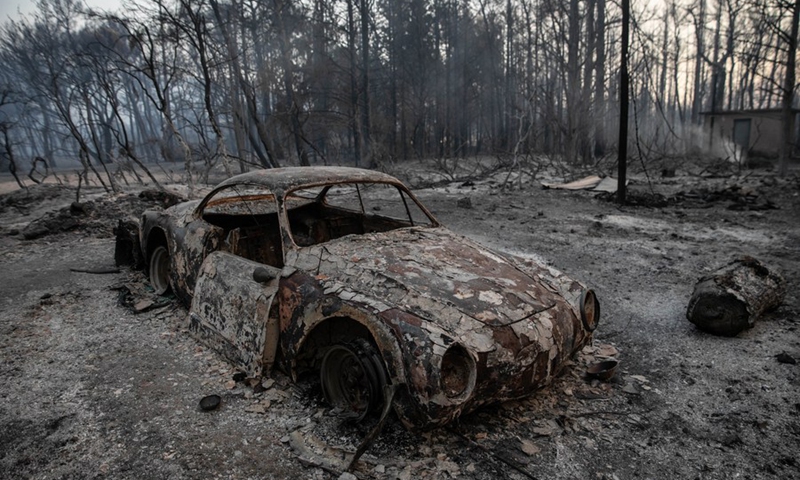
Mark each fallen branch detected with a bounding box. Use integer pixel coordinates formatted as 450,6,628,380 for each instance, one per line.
70,267,121,274
569,406,656,418
28,156,49,184
296,456,350,478
347,383,399,471
447,427,539,480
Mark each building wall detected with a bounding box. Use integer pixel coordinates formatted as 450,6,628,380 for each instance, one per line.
706,110,798,158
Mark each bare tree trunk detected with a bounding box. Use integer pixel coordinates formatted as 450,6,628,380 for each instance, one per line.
310,0,329,163
566,0,580,163
229,87,248,173
671,1,686,125
82,89,119,192
123,79,157,162
346,0,362,166
707,1,723,147
460,0,469,156
659,7,669,114
359,0,373,168
617,0,630,205
98,68,162,189
505,0,515,151
1,124,26,190
42,108,56,167
724,0,739,110
594,0,606,157
444,0,453,157
209,0,278,169
581,0,596,163
273,0,309,166
181,0,233,176
50,84,110,192
433,1,444,158
152,19,194,192
691,0,706,124
387,0,399,158
764,33,783,108
779,0,800,176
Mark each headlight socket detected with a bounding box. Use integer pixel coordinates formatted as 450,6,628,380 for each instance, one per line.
440,344,476,401
580,289,600,331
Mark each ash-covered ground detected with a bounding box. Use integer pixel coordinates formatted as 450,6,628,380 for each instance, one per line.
1,164,798,479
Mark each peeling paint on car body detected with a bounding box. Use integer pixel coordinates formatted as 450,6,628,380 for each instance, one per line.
136,167,598,429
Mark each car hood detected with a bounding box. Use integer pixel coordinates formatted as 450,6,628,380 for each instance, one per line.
298,227,567,329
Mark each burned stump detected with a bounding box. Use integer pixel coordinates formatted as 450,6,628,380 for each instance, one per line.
114,219,143,269
686,256,786,336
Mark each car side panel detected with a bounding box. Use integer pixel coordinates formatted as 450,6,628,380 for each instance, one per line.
170,219,225,303
189,251,281,377
140,204,224,304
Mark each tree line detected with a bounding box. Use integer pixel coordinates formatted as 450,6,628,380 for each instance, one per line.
0,0,797,190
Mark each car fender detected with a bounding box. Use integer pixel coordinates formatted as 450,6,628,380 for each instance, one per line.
276,270,426,423
279,271,405,381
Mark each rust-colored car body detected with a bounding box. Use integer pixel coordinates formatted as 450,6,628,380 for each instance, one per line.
138,167,599,429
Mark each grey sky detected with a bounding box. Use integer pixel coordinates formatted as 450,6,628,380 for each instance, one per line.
0,0,122,25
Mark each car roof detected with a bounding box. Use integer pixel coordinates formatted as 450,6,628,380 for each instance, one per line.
212,167,404,194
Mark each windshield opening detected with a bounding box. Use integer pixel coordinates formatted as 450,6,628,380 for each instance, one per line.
285,182,434,247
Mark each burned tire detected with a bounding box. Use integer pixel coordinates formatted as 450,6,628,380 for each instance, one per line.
148,245,171,295
320,338,388,421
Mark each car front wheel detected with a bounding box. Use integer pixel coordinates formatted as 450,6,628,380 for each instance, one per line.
149,245,171,295
320,338,388,421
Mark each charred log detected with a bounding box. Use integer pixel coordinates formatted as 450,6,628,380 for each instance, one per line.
686,256,786,336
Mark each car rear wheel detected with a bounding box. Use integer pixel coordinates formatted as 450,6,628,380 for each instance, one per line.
320,338,388,421
149,245,171,295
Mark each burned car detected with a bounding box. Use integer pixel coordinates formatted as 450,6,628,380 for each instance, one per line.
137,167,599,429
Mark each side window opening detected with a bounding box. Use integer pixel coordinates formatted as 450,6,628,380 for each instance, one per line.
200,186,283,268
